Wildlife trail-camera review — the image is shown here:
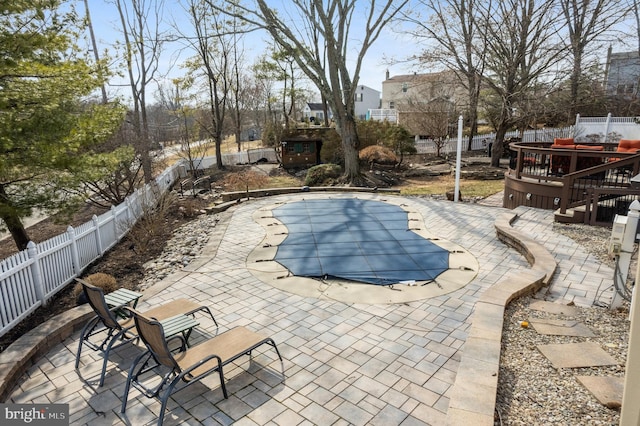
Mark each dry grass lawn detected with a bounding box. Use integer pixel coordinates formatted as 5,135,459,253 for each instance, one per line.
399,176,504,198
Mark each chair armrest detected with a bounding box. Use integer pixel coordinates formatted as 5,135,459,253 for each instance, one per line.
166,334,187,352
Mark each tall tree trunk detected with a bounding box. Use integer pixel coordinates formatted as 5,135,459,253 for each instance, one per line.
491,125,508,167
0,185,30,251
140,102,152,183
467,73,481,151
338,118,360,180
235,124,242,153
83,0,107,104
321,93,330,127
569,50,582,120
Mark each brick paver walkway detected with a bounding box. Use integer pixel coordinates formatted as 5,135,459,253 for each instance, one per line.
8,193,613,425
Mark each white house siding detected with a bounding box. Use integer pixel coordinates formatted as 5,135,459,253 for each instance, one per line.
381,71,468,112
354,85,380,120
605,51,640,99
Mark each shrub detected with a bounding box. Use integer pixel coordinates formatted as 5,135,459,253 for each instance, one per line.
126,191,177,255
359,145,398,166
304,164,342,186
177,197,202,218
73,272,119,303
318,130,343,164
221,170,270,193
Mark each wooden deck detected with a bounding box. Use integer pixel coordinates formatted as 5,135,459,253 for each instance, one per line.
504,142,640,225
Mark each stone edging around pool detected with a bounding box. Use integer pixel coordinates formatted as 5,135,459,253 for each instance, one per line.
248,194,479,304
0,197,557,425
445,211,557,426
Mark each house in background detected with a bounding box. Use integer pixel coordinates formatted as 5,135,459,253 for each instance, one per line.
369,70,468,137
302,103,332,124
353,85,380,120
604,50,640,99
380,70,468,112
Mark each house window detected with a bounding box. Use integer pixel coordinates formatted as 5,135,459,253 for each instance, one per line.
389,101,395,109
302,143,313,153
355,93,363,102
402,83,408,93
287,144,296,153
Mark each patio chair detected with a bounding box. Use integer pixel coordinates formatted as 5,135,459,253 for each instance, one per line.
75,279,217,386
121,308,283,426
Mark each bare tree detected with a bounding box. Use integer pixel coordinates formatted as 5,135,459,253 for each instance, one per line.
113,0,165,183
156,79,212,177
404,99,457,157
252,57,285,149
83,0,108,104
478,0,565,167
228,11,247,152
178,0,236,170
558,0,629,119
207,0,409,182
253,45,308,131
403,0,488,152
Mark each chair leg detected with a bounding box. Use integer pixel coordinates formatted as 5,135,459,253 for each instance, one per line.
75,316,100,369
218,367,228,399
99,329,133,387
267,338,283,362
158,376,183,426
121,350,150,414
197,306,218,328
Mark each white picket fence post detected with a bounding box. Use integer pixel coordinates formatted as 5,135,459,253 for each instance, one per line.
66,226,81,275
92,215,103,255
26,242,45,303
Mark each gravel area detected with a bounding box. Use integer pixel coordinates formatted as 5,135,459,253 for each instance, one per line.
496,223,631,425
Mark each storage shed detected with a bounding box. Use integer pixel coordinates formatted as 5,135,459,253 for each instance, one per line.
281,137,323,169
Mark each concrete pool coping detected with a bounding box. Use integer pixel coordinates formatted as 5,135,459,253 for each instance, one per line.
247,196,479,304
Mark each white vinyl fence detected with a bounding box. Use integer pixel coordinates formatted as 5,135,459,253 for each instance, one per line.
0,165,180,338
415,116,640,155
414,126,574,155
183,148,278,172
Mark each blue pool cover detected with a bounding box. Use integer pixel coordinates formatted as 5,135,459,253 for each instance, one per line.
272,199,449,285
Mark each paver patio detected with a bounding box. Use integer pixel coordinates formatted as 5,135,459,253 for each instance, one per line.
7,193,614,425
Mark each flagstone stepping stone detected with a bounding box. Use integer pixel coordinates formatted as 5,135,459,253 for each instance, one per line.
529,300,579,316
537,342,617,368
529,319,595,337
576,376,624,408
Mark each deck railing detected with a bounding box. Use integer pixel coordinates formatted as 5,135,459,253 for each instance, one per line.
507,141,640,224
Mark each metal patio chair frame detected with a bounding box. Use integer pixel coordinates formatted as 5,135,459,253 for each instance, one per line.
74,279,217,386
121,308,283,426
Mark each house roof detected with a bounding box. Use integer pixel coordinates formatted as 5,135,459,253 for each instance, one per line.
356,85,380,94
610,51,640,61
384,70,453,84
306,103,325,111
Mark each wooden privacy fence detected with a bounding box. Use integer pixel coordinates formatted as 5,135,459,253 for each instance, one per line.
0,165,180,338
